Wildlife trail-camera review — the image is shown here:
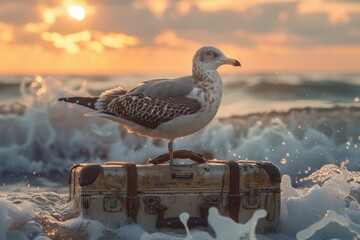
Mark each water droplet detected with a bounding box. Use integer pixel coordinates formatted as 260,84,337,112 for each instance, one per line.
354,96,360,102
280,158,287,164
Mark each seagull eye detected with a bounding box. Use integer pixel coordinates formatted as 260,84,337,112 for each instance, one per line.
209,51,215,57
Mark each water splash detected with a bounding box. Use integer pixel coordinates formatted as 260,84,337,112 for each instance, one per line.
279,163,360,239
208,207,267,240
296,210,360,240
140,207,267,240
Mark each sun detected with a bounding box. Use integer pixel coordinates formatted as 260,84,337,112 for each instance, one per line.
67,5,86,21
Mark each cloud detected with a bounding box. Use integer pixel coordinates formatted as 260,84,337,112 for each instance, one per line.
133,0,170,18
0,0,359,74
41,30,139,54
154,30,198,48
0,1,40,25
297,0,360,24
1,0,359,50
0,22,15,42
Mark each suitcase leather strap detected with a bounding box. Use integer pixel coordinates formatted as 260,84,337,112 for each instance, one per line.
149,150,206,165
208,160,240,222
152,159,240,228
124,163,139,221
228,161,240,222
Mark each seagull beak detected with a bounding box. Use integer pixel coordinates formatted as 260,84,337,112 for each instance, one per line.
223,57,241,67
225,58,241,67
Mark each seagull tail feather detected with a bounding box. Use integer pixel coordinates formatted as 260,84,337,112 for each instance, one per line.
58,97,99,110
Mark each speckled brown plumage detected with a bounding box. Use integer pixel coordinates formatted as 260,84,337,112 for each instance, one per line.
100,94,201,129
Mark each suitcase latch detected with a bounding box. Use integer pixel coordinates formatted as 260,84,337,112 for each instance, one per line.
104,197,124,212
144,196,161,215
243,182,260,209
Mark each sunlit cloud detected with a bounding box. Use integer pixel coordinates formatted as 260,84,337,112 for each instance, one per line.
0,22,15,42
148,0,360,25
246,32,304,46
42,30,91,54
155,30,198,48
24,22,49,33
86,41,104,54
0,0,359,74
176,1,192,15
189,0,295,12
133,0,169,18
100,33,139,49
43,7,63,24
298,0,360,24
42,30,139,54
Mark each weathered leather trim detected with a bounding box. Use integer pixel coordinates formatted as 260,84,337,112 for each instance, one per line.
79,164,102,186
124,163,139,221
228,161,240,222
260,162,282,183
68,164,80,184
149,150,206,165
208,160,241,222
68,164,81,201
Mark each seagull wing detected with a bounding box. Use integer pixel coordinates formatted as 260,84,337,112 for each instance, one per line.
130,76,195,99
94,76,202,129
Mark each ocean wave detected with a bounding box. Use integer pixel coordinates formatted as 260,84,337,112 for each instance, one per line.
0,77,358,187
0,76,359,240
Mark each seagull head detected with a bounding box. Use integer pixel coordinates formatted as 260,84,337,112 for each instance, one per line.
193,46,241,71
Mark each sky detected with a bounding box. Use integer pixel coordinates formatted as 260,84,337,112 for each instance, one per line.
0,0,359,75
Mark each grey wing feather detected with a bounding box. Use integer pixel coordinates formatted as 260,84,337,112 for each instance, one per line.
130,76,195,99
94,75,200,128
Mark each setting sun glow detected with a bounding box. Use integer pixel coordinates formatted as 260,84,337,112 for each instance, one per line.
67,5,86,21
0,0,359,74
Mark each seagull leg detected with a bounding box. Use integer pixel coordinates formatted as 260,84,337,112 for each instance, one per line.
168,139,174,165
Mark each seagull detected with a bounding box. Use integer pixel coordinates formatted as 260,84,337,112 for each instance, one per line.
59,46,240,165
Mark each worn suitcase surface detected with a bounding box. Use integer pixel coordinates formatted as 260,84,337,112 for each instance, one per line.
69,150,281,233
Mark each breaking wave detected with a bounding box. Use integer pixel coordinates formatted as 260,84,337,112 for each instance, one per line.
0,76,359,185
0,75,359,239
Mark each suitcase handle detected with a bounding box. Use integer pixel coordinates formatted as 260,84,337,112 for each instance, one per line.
155,202,211,228
148,150,207,165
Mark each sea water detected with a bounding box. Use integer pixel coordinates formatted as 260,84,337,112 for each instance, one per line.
0,74,359,240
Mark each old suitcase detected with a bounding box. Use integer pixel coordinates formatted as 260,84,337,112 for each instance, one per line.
68,150,281,233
